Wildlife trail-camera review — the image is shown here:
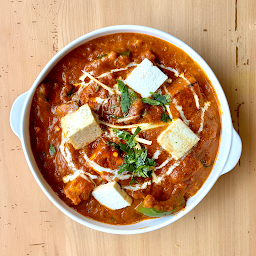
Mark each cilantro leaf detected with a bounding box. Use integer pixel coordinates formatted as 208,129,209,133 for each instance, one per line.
161,113,172,123
141,93,171,111
151,93,171,105
96,53,108,59
40,93,49,102
141,98,162,106
128,89,138,104
111,128,155,184
130,176,138,184
127,126,141,147
110,104,118,109
106,141,121,152
113,128,131,141
119,50,130,57
117,79,130,114
119,143,133,154
49,144,56,156
67,88,76,97
113,127,141,148
200,160,213,168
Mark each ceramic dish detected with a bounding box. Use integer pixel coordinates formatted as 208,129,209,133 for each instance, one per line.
10,25,242,234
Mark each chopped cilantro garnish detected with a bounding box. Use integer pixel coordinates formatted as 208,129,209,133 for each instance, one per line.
40,93,49,102
130,176,138,184
119,50,130,57
106,141,122,152
141,93,171,111
141,98,162,106
128,89,138,104
200,160,213,168
113,127,141,148
67,88,76,97
151,93,171,105
110,127,155,184
110,104,118,109
66,91,73,96
49,144,56,156
117,79,130,114
161,113,172,123
109,114,124,119
118,147,155,184
95,85,100,92
96,53,108,59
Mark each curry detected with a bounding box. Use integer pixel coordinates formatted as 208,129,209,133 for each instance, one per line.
30,33,221,225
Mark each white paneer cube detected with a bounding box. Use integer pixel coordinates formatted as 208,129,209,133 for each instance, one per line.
61,104,102,149
125,58,168,98
92,181,132,210
157,119,199,160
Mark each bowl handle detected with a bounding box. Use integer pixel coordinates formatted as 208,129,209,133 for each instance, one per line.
220,128,242,175
10,91,28,139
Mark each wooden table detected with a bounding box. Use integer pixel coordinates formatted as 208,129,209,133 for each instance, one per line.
1,0,255,255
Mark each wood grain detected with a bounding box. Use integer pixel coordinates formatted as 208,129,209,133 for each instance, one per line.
1,0,255,255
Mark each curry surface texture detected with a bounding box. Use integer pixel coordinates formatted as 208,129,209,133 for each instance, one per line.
30,33,221,225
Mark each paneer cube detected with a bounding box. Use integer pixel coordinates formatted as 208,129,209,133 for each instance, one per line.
61,104,102,149
92,181,132,210
125,58,168,98
157,119,199,160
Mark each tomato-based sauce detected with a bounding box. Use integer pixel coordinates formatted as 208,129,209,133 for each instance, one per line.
30,33,221,225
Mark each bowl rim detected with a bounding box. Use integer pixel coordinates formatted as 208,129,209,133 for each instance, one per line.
19,25,233,234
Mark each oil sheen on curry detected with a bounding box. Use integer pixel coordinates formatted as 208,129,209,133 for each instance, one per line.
30,33,221,225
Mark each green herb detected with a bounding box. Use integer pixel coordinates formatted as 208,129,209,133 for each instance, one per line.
49,144,56,156
119,50,130,57
113,126,141,148
67,88,76,96
161,113,172,123
109,114,124,119
141,93,171,111
128,89,138,104
117,95,120,102
118,147,155,184
200,160,213,168
151,93,171,105
40,93,49,102
136,195,185,217
110,217,114,222
130,176,138,184
95,85,100,92
66,91,73,96
107,141,120,149
117,79,130,114
110,104,118,109
119,143,133,155
96,53,108,59
141,98,162,106
111,127,155,184
107,141,122,153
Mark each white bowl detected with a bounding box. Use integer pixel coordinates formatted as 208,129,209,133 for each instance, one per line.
10,25,242,234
